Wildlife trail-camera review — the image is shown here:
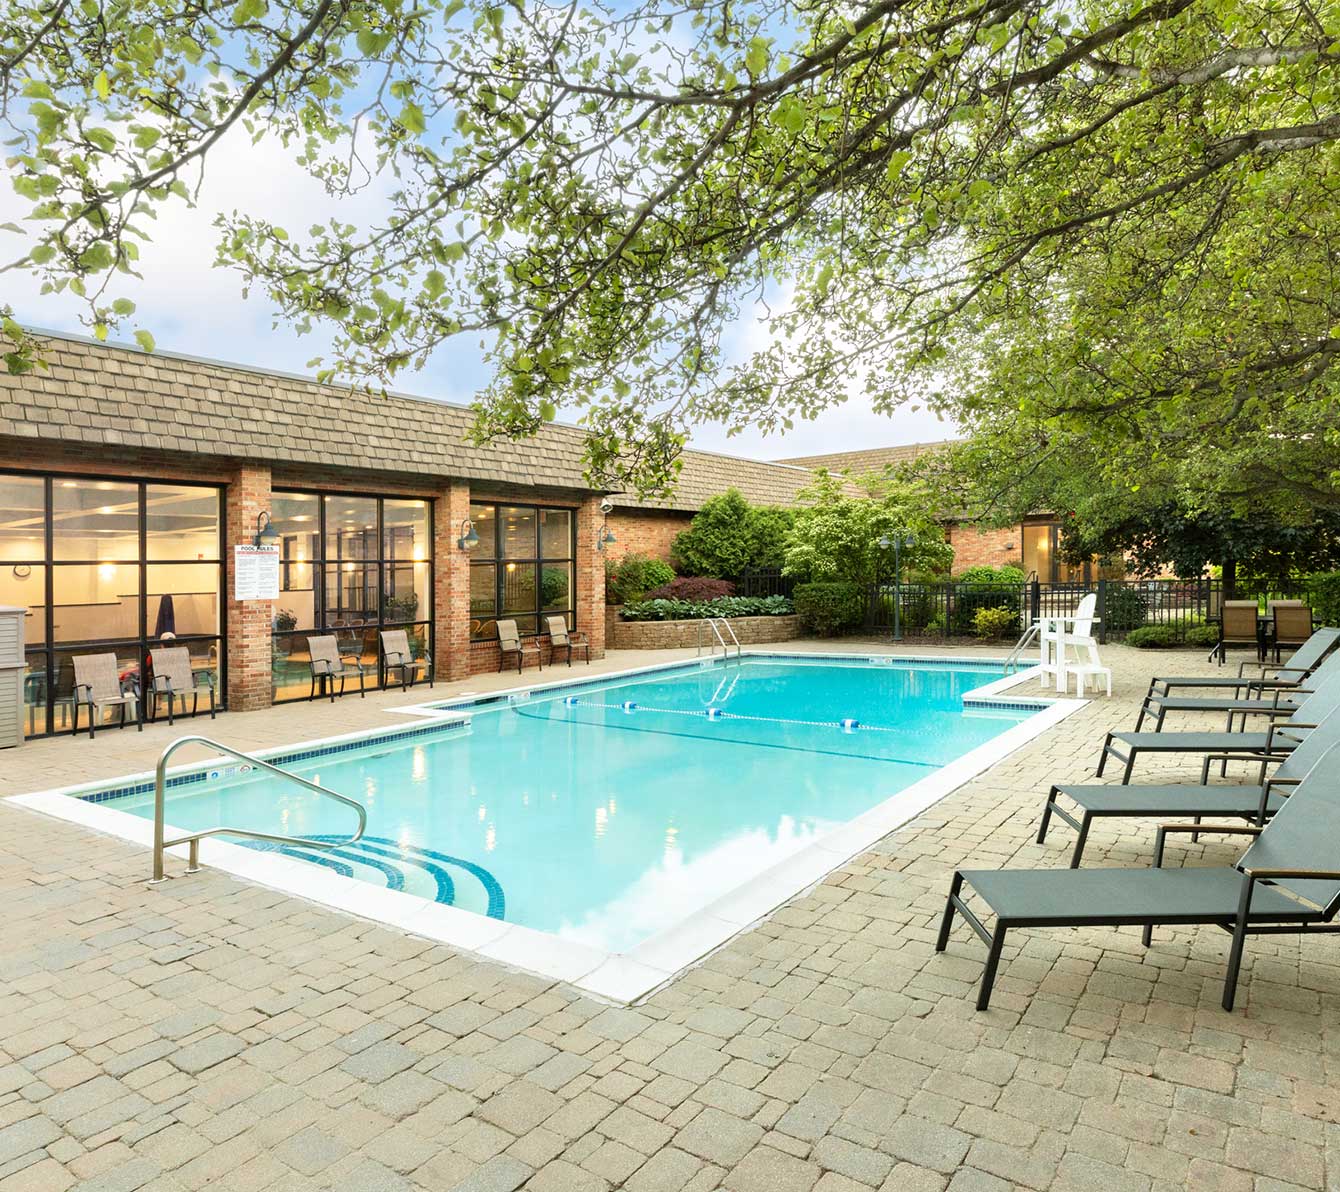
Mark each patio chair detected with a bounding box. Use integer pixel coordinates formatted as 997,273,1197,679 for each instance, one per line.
497,619,542,674
545,615,590,667
1209,600,1262,665
148,646,216,724
1273,603,1314,663
1144,626,1340,700
306,634,366,702
1132,650,1340,732
1096,665,1340,783
1039,706,1340,866
380,629,433,691
72,653,141,739
937,740,1340,1012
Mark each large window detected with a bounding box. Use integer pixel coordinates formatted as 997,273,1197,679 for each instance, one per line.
0,473,223,737
469,502,575,639
271,491,433,700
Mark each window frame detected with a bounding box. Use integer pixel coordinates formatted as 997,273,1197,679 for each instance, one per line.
468,501,577,640
1,469,226,738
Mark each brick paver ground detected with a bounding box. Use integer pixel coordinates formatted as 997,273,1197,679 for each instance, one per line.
3,642,1337,1191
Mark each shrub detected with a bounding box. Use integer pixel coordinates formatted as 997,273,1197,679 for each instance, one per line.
605,553,675,604
1101,585,1149,632
620,595,793,621
1309,571,1340,627
954,564,1027,584
972,605,1018,641
1126,625,1179,648
793,582,865,636
1185,624,1221,647
671,489,794,578
647,576,735,601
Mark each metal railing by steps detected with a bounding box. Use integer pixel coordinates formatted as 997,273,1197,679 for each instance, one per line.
150,735,367,883
696,617,742,661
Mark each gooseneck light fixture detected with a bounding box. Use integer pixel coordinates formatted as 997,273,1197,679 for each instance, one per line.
253,511,280,547
457,519,480,551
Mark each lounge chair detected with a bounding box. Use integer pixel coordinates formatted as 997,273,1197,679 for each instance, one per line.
938,740,1340,1012
1039,707,1340,866
149,646,216,724
545,615,589,667
72,653,141,738
1144,626,1340,700
1209,599,1262,665
381,629,433,691
497,619,541,674
1132,650,1340,731
1096,666,1340,783
306,635,366,701
1272,603,1314,663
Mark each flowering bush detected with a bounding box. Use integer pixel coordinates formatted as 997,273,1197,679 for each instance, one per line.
620,595,793,621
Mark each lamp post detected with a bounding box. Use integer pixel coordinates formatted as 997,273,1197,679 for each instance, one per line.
877,531,916,642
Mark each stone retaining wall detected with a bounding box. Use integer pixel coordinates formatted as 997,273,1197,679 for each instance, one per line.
608,613,803,650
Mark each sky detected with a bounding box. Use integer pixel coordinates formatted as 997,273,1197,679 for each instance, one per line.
1,127,956,464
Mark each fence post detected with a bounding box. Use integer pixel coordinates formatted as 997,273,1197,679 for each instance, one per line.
1030,579,1041,625
1097,579,1108,645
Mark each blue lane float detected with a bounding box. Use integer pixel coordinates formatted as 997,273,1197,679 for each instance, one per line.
840,718,860,733
563,695,580,706
621,701,638,713
705,707,724,720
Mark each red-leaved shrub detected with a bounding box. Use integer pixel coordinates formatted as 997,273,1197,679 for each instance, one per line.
646,576,736,601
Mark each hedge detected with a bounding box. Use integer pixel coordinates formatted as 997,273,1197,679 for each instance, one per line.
793,582,865,636
620,595,793,622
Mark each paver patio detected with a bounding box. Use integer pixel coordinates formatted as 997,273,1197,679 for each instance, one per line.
2,642,1336,1191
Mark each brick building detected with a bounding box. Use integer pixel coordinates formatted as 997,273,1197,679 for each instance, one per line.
0,332,829,737
777,443,1123,582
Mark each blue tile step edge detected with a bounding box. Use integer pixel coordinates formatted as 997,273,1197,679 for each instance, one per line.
75,716,471,804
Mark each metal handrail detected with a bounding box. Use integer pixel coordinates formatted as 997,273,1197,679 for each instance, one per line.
150,735,367,882
1003,622,1041,673
718,618,742,659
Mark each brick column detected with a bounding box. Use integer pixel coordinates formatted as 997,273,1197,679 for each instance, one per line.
224,464,274,711
576,496,607,659
434,481,472,681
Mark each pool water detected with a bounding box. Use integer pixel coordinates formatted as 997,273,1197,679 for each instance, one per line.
102,657,1034,952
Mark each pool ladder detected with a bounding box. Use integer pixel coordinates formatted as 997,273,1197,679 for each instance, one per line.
697,617,742,661
1003,621,1041,673
149,735,366,883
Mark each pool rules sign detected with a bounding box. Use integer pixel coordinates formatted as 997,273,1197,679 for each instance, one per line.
234,545,281,600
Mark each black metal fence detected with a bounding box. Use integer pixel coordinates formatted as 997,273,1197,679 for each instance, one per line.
739,567,797,599
863,578,1313,643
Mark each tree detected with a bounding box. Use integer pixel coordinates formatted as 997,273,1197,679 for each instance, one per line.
783,470,952,585
670,488,792,577
922,422,1340,587
3,0,1338,497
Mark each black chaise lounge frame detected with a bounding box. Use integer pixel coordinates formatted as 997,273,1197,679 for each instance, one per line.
1144,626,1340,701
938,743,1340,1013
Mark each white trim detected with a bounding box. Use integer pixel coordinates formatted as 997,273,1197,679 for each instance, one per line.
7,650,1082,1005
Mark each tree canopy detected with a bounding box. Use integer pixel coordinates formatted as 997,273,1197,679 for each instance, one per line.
3,0,1337,496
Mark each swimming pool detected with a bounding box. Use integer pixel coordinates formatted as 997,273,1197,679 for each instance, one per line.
16,652,1078,1000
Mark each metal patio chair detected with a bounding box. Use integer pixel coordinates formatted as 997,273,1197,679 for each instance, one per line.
148,645,216,724
72,652,141,739
306,634,366,701
545,615,590,667
1210,600,1264,665
380,629,433,691
1145,626,1340,700
1273,603,1315,663
496,619,542,674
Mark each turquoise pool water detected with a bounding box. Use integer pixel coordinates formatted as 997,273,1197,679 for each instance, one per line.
97,657,1033,951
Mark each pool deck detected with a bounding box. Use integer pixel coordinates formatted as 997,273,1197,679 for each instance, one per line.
3,641,1337,1191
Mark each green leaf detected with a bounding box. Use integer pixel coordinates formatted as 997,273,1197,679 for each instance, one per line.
134,329,155,352
398,102,426,136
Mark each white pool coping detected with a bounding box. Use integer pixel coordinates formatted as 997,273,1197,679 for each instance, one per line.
9,651,1084,1005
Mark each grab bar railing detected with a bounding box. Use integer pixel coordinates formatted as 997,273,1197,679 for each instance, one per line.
696,617,741,660
1003,622,1041,673
150,735,367,883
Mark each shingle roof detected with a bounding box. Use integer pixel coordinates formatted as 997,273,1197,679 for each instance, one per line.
775,441,958,472
0,329,824,513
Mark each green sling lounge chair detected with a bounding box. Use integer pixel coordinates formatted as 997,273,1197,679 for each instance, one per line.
1134,651,1340,731
1039,707,1340,866
1144,626,1340,700
1096,668,1340,784
938,741,1340,1012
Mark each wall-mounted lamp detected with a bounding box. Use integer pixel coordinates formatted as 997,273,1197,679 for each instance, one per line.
596,524,616,552
254,511,280,547
457,519,480,551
